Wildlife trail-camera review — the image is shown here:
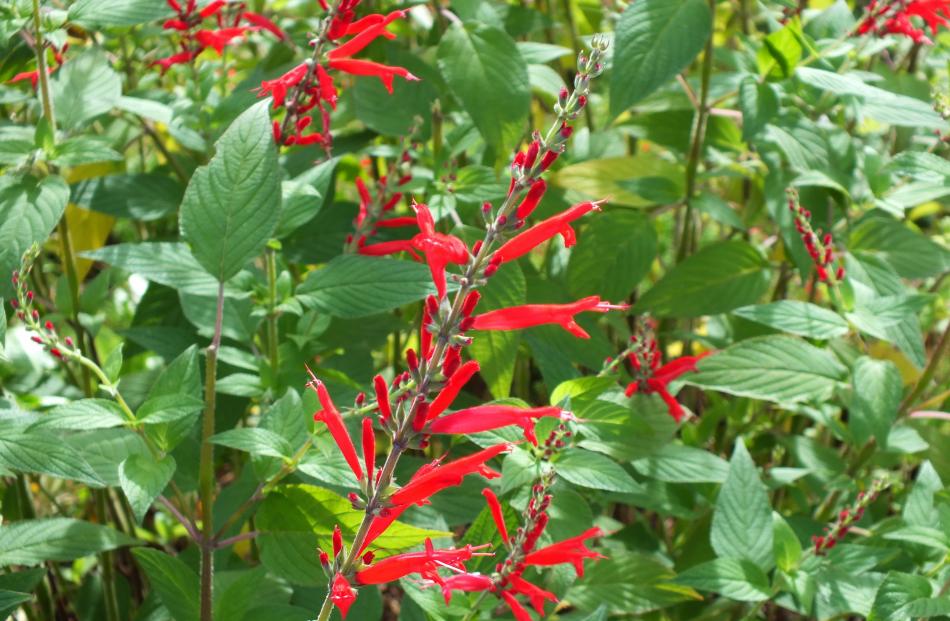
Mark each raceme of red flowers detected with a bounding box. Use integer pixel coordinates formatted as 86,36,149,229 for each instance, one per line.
858,0,950,43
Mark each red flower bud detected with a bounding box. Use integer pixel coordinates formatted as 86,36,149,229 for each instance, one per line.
333,524,343,556
373,374,392,423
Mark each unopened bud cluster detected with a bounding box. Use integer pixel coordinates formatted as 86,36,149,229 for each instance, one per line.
812,479,885,555
786,189,845,284
9,245,76,362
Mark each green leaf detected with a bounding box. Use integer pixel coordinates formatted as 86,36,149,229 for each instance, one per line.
50,49,122,129
119,454,176,524
210,428,293,459
71,173,183,222
552,154,683,208
739,77,778,141
82,242,225,296
297,255,443,317
0,174,69,299
675,558,771,602
51,135,122,167
29,399,128,431
689,335,847,404
849,212,950,279
849,357,901,448
772,512,802,573
0,298,4,355
632,444,730,483
437,23,530,151
711,440,774,570
556,448,642,493
0,590,31,613
69,0,173,27
610,0,712,115
180,100,281,282
903,462,943,528
103,343,123,383
732,301,849,339
469,262,525,399
566,551,698,614
274,158,336,238
0,426,105,486
0,518,137,565
796,67,948,130
868,572,937,621
757,21,803,78
567,210,657,301
635,241,771,318
133,548,200,621
136,394,204,425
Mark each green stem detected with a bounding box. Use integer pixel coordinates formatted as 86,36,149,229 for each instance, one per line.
265,242,280,383
31,0,55,132
16,475,56,621
199,282,225,621
899,319,950,416
96,490,122,621
676,0,715,264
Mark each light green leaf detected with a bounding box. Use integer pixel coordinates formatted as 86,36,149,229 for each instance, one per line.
689,335,847,404
298,255,443,317
556,448,642,493
868,572,937,621
0,426,105,486
469,262,524,399
50,49,122,129
849,212,950,279
850,357,901,448
632,444,730,483
180,100,281,282
566,551,698,614
711,440,774,570
0,174,69,299
82,242,225,296
675,558,771,602
739,77,777,141
0,518,137,565
610,0,712,115
903,462,943,528
437,23,530,151
69,0,173,26
732,301,849,339
567,210,657,301
119,454,176,524
635,241,771,318
136,394,204,425
133,548,200,621
210,428,293,459
772,512,802,573
29,399,128,431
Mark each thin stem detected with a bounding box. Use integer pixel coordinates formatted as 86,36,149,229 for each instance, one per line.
96,490,122,621
899,319,950,416
158,496,202,542
199,282,225,621
265,243,280,382
31,0,55,132
215,531,259,550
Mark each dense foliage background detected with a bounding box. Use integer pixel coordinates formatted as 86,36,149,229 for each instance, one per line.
1,0,949,619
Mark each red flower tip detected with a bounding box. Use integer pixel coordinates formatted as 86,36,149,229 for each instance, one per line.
355,539,492,585
387,444,511,507
523,526,606,577
332,524,344,557
507,575,558,616
373,374,392,422
242,11,288,40
471,296,626,339
195,27,250,56
430,405,572,445
482,489,509,544
307,366,364,482
501,591,533,621
362,418,376,479
438,573,495,605
495,199,605,264
516,179,547,220
428,360,480,420
330,573,357,618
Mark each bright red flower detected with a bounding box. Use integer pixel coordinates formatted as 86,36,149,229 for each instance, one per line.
257,62,309,108
151,50,196,74
328,59,419,94
362,418,376,479
471,296,629,339
373,374,392,423
376,216,417,228
195,27,251,55
438,573,495,604
307,367,364,482
429,405,575,445
481,488,509,544
6,69,47,89
410,203,469,299
501,591,533,621
354,538,489,585
507,575,558,615
242,11,287,41
624,353,709,423
522,527,605,577
198,0,226,19
330,573,357,618
387,444,511,507
357,239,420,260
427,360,480,420
515,179,547,220
495,200,603,263
325,10,418,93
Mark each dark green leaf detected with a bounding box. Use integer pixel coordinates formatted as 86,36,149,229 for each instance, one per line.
469,262,525,399
0,518,137,565
0,426,105,486
133,548,200,621
119,454,176,523
556,448,642,493
567,209,657,301
210,428,293,459
83,242,224,296
849,357,901,448
675,558,771,602
29,399,128,431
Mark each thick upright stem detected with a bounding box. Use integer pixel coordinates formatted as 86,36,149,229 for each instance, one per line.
31,0,55,132
199,283,225,621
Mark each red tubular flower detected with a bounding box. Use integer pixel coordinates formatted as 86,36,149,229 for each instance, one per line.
333,524,344,556
195,27,250,55
427,360,480,420
198,0,226,18
471,296,629,339
357,239,421,261
376,216,417,228
507,575,558,615
410,203,469,299
373,374,392,423
308,369,364,482
515,179,547,220
151,50,196,74
501,591,533,621
481,488,509,544
439,573,495,604
330,573,357,618
257,62,309,108
242,11,287,40
328,59,419,94
421,295,435,359
388,444,511,507
354,539,489,585
325,10,419,93
362,418,376,479
429,405,575,445
624,353,709,423
495,200,602,264
522,527,605,577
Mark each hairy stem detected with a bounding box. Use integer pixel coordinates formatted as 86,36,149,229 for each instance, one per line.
199,282,225,621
